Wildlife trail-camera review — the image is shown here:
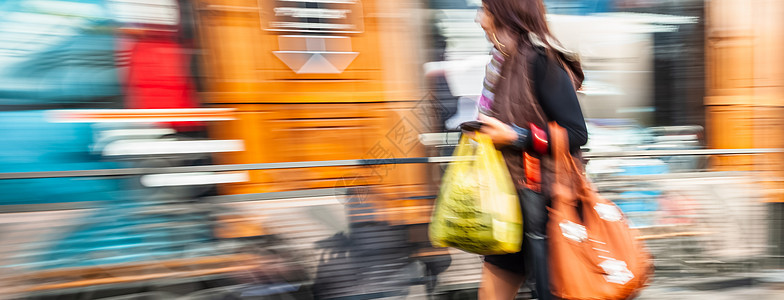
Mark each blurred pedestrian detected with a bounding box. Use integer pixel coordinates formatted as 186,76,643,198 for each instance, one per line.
471,0,588,299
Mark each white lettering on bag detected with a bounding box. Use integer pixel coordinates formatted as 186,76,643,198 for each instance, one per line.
594,203,623,222
599,258,634,284
560,220,587,242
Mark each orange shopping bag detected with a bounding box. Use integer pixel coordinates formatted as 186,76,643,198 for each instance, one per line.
547,122,653,300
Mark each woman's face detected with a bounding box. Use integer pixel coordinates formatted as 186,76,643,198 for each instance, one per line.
476,3,495,37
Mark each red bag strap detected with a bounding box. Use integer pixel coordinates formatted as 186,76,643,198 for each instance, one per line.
524,152,542,193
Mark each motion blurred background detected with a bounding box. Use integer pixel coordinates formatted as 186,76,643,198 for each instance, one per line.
0,0,782,299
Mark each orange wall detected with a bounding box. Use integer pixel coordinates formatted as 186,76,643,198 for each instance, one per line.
706,0,784,201
195,0,433,215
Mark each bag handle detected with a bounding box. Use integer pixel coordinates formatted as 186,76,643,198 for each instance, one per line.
476,132,503,164
549,122,606,273
454,133,476,157
440,133,477,184
549,123,596,201
549,122,582,207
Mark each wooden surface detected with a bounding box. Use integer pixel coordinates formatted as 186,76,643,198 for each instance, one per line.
705,0,784,201
194,0,422,103
195,0,434,212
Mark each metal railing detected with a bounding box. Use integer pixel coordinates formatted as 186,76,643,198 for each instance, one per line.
0,148,779,180
0,148,779,213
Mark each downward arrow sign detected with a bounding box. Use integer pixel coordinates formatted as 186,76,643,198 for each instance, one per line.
274,51,359,74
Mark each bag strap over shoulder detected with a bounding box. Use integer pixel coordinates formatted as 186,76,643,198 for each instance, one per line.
550,122,577,203
549,122,569,165
549,122,606,272
549,122,593,198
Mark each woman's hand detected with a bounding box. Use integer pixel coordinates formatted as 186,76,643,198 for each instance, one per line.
477,114,518,146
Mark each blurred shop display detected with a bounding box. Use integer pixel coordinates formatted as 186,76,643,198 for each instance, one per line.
423,0,703,129
1,0,783,298
0,0,124,205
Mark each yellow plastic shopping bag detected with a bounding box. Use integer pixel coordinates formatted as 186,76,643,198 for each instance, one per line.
429,132,522,255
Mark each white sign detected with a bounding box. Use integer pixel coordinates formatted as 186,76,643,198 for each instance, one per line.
261,0,364,33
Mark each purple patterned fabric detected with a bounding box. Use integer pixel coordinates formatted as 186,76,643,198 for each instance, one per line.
478,47,506,116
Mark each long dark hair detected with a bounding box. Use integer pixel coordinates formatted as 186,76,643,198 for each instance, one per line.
481,0,582,75
482,0,583,186
483,0,552,48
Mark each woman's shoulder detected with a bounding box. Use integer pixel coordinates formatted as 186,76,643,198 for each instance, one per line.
532,45,584,89
530,46,561,78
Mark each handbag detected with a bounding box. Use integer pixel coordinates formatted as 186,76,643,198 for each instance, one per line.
429,133,522,255
547,122,653,300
